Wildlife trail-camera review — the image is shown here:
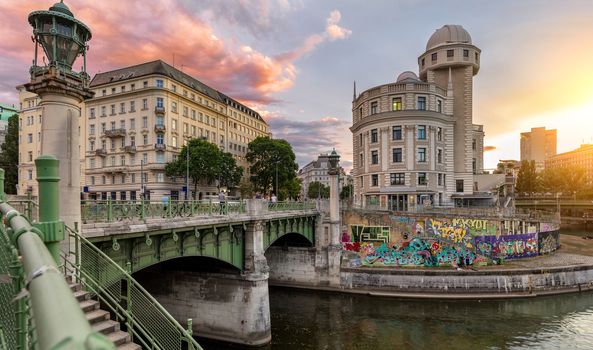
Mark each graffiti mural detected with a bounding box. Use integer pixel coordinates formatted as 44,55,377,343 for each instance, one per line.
473,233,538,259
540,222,559,233
539,231,560,254
451,218,498,236
350,225,390,244
425,218,472,247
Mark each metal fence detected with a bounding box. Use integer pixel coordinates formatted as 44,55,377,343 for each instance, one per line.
268,201,316,211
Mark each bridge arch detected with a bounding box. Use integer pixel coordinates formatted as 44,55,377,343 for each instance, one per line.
266,232,313,252
262,217,316,251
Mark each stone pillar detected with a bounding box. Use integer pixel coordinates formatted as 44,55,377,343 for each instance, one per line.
329,174,340,246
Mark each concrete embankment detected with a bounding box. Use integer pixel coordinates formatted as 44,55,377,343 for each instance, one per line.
266,247,593,299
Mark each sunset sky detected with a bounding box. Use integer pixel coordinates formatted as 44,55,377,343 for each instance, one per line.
1,0,593,171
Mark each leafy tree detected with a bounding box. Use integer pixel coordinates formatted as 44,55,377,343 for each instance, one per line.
238,178,253,199
340,184,353,200
515,160,538,194
539,164,587,197
166,138,242,198
0,114,18,194
246,137,298,195
308,181,329,199
280,178,301,201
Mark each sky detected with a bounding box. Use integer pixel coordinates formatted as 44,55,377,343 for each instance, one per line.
1,0,593,172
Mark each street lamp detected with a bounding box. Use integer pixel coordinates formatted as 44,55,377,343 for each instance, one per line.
185,145,190,200
328,148,340,176
327,148,340,246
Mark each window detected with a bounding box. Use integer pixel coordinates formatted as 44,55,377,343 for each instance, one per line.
438,173,443,186
91,176,95,185
156,153,165,163
172,85,177,92
120,120,125,129
371,174,378,187
191,110,196,120
120,155,125,166
183,106,188,117
191,125,196,136
392,148,402,163
421,58,425,66
101,106,106,117
390,173,404,185
359,133,363,146
142,153,148,164
143,134,148,145
172,136,177,148
473,158,477,174
156,134,164,145
417,96,426,110
110,121,115,130
156,79,164,88
28,170,33,180
472,139,477,150
110,156,116,166
437,149,443,164
130,136,135,146
475,52,479,61
89,140,95,151
28,151,33,162
447,49,454,58
418,173,427,185
463,49,469,58
27,133,32,143
431,52,437,61
102,89,106,96
130,118,135,130
437,99,442,113
359,107,363,118
171,102,177,113
417,125,426,140
371,150,378,164
392,126,402,140
142,99,148,110
130,101,135,112
359,153,364,166
456,179,464,192
437,127,442,141
101,123,106,132
111,88,116,94
90,108,95,118
370,101,378,115
370,129,378,143
121,85,126,93
110,104,115,115
156,173,165,183
156,97,164,108
142,116,148,128
392,97,402,111
172,119,177,130
131,84,135,91
417,147,426,162
90,124,95,135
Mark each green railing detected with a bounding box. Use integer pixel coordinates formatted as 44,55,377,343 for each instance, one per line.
268,200,317,211
63,225,203,350
0,202,114,350
81,199,246,223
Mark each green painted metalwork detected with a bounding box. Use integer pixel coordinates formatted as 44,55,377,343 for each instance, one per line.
34,156,64,264
81,199,247,223
268,201,316,211
262,216,315,251
63,225,203,350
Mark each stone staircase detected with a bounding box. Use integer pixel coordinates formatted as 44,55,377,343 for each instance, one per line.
67,278,141,350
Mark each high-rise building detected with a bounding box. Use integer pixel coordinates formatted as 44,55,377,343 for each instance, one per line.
351,24,484,210
83,60,270,200
520,127,557,172
298,152,346,199
545,144,593,183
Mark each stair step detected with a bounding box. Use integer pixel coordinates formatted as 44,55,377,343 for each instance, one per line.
86,309,110,325
107,331,131,346
116,342,141,350
69,282,82,292
92,320,120,335
79,299,100,313
73,290,90,302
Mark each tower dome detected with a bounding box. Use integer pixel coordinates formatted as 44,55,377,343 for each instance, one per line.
426,25,471,51
396,71,419,82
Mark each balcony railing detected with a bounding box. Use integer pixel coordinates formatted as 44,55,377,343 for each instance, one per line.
124,145,136,153
95,148,107,157
155,106,165,114
104,128,126,138
155,143,166,151
154,124,166,133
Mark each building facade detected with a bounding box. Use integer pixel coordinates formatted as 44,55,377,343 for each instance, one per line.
0,103,18,148
520,127,557,172
83,60,270,200
350,24,484,210
545,144,593,183
298,152,346,199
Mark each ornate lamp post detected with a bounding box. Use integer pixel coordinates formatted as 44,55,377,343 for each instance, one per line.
327,149,340,245
25,1,94,245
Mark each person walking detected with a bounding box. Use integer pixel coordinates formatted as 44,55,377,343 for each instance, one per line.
218,191,226,214
271,193,278,203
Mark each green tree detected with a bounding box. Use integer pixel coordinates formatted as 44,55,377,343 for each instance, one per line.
280,177,301,201
0,114,18,194
340,184,353,200
166,138,242,198
246,137,298,195
515,160,539,194
308,181,330,199
540,164,587,197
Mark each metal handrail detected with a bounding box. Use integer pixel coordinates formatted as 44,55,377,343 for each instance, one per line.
0,201,114,350
64,225,203,350
268,200,317,211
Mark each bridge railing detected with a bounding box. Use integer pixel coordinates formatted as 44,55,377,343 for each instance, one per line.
81,199,246,223
268,200,317,211
63,225,203,350
0,201,114,350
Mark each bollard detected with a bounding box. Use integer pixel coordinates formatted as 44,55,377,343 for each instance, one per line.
34,155,64,265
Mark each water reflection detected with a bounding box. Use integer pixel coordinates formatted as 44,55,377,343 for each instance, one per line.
200,287,593,350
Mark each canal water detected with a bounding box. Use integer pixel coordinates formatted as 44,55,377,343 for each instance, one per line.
199,226,593,350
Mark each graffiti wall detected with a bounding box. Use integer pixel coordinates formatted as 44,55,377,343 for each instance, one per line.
473,233,538,259
538,231,560,254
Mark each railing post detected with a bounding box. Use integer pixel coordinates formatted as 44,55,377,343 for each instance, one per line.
26,191,33,222
187,318,194,350
126,261,133,342
34,155,64,265
141,198,146,223
209,199,212,216
167,197,172,218
107,197,113,222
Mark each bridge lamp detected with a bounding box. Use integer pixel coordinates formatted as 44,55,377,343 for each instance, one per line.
28,0,92,77
328,148,340,176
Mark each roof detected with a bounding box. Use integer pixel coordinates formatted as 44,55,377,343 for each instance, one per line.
90,60,265,123
426,25,472,51
0,103,18,121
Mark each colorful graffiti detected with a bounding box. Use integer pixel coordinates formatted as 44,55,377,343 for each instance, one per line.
539,231,559,254
473,234,538,259
540,222,559,233
451,218,497,235
350,225,390,244
425,218,471,247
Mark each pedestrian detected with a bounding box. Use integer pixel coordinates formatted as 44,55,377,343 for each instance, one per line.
218,191,226,214
271,193,277,203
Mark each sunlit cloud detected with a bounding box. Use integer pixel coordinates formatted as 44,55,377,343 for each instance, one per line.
484,146,496,152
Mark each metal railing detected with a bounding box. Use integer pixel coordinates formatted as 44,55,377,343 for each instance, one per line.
268,200,317,211
81,199,246,223
63,225,203,350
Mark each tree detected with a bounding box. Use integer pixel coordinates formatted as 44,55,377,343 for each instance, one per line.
540,164,587,197
165,138,241,198
515,160,539,194
340,184,353,200
280,178,301,201
246,137,298,195
308,181,329,199
0,114,18,194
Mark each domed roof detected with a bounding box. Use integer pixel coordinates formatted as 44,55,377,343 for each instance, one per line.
49,1,73,17
396,71,419,82
426,25,471,51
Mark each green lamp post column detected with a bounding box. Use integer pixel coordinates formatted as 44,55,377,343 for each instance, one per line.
34,155,64,264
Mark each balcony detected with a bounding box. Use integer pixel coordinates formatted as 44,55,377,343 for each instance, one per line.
124,145,136,153
105,166,127,174
155,106,165,115
104,128,126,138
155,143,166,151
154,124,166,133
95,148,107,157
